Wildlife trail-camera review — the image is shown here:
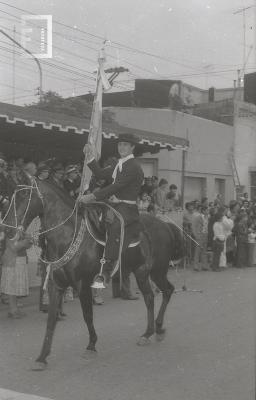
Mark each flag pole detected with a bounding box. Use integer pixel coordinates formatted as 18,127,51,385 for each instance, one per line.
79,43,111,195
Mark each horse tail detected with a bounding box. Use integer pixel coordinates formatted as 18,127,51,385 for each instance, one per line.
165,222,186,261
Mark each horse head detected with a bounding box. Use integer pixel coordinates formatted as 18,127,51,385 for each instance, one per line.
3,180,44,238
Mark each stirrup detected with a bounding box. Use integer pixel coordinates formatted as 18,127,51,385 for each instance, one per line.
91,274,106,289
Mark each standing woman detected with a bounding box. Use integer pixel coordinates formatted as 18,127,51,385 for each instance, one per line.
233,212,249,268
211,209,226,271
0,228,32,318
219,207,234,268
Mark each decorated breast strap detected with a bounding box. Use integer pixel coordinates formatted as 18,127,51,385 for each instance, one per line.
43,218,86,290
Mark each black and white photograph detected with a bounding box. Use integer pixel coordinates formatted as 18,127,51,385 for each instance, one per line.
0,1,255,399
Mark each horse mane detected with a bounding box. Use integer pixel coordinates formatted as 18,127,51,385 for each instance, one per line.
39,179,105,237
40,179,75,209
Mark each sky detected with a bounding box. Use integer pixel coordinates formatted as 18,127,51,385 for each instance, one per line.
0,0,255,105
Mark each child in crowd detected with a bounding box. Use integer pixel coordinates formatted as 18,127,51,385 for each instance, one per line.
138,192,151,213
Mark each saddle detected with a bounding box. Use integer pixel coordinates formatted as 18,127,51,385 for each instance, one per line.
84,206,140,249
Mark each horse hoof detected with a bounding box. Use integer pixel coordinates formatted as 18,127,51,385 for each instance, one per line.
31,361,47,371
155,329,166,342
137,336,151,346
82,349,97,360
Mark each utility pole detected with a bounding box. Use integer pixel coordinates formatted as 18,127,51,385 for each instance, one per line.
180,128,188,208
12,26,16,105
0,29,43,102
234,5,255,76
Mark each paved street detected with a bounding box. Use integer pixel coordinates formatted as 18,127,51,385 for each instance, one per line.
0,268,254,400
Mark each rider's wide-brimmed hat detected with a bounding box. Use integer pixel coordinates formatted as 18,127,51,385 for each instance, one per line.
117,133,140,146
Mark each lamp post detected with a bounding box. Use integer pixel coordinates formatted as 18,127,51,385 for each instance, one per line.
0,29,43,102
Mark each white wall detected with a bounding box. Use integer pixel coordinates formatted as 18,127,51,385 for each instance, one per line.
107,107,234,202
234,101,256,191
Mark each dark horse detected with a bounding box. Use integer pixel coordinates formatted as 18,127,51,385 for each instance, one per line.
4,180,184,370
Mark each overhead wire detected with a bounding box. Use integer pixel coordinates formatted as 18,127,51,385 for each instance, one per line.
0,1,215,72
0,52,86,83
0,40,96,82
0,12,97,65
0,11,97,78
0,1,252,96
0,4,244,86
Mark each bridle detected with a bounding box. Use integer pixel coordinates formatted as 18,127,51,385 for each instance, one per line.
1,179,79,236
1,180,43,234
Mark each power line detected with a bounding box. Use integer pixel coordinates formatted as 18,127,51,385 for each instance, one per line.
0,11,97,65
0,15,97,77
0,63,96,96
0,3,249,90
0,52,85,83
1,39,253,83
8,11,249,77
0,42,96,85
0,41,96,82
0,7,205,82
0,0,209,72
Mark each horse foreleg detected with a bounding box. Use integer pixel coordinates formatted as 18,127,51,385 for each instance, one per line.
134,266,155,345
79,278,97,352
33,281,63,370
151,268,175,340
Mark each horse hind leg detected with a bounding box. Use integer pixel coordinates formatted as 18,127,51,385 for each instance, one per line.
134,265,155,346
150,266,175,341
79,277,98,354
32,281,63,370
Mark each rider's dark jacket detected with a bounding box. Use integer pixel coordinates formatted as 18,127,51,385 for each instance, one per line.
87,157,144,203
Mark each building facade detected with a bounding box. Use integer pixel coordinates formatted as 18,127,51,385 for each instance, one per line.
107,107,234,203
233,101,256,199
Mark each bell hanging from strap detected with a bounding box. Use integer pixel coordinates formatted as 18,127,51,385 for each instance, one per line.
91,274,106,289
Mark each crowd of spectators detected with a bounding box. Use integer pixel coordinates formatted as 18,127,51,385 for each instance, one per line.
137,176,182,214
183,193,256,271
0,154,83,212
137,175,256,272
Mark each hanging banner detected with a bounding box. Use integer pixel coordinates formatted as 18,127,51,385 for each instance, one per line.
80,47,111,193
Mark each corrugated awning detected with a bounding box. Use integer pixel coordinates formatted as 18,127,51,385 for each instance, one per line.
0,102,189,159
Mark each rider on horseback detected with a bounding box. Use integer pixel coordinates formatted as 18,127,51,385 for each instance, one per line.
79,133,144,288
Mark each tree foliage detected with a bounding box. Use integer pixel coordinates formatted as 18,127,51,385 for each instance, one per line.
25,91,93,119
